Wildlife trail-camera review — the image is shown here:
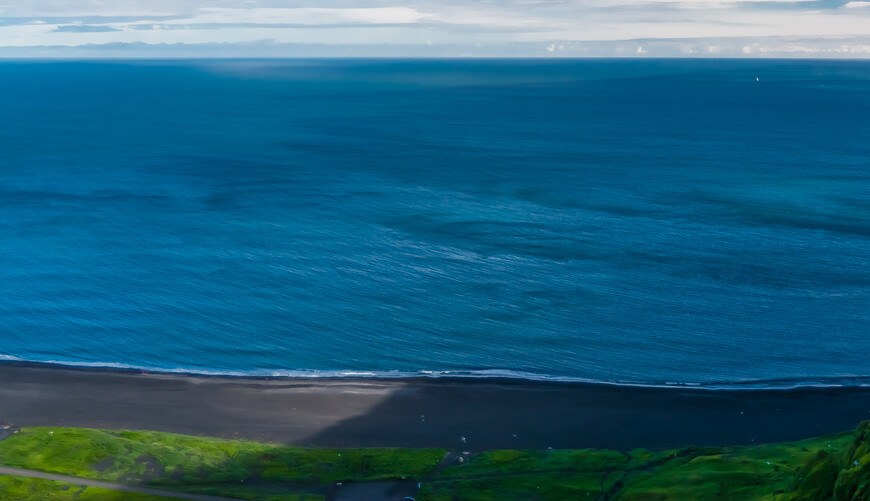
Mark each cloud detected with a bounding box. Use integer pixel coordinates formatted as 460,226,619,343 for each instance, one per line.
155,7,431,26
0,0,869,57
0,3,184,18
2,36,870,58
54,25,122,33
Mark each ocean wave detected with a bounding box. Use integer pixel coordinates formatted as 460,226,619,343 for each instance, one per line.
2,355,869,391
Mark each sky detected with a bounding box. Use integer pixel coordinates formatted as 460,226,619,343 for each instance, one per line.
1,0,870,57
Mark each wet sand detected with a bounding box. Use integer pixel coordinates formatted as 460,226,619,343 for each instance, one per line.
1,362,868,451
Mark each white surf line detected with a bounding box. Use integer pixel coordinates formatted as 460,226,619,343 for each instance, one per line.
0,466,249,501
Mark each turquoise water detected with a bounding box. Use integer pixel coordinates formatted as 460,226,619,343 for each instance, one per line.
0,59,868,387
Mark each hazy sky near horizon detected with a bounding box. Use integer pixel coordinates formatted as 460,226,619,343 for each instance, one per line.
2,0,870,57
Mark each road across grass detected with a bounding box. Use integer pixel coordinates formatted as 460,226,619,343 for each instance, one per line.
0,466,246,501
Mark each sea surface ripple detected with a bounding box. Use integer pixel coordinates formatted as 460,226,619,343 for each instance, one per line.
0,59,868,388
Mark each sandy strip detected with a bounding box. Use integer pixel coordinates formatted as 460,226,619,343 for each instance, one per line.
1,362,868,451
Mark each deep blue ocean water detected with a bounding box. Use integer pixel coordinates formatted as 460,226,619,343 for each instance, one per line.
0,59,868,388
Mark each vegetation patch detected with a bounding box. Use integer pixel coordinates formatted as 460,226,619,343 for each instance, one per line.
0,476,186,501
0,428,444,485
0,427,442,500
418,426,864,501
436,448,628,478
2,423,869,501
421,472,605,501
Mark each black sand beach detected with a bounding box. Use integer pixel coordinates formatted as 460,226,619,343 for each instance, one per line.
1,363,868,451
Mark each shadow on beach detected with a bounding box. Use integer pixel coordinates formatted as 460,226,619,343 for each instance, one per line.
300,379,870,451
2,363,869,451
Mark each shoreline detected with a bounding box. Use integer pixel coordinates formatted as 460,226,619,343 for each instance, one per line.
1,362,869,451
1,359,869,391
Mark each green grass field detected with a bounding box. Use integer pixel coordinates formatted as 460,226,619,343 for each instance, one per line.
0,428,445,485
418,423,869,501
0,476,187,501
0,428,444,500
1,422,867,500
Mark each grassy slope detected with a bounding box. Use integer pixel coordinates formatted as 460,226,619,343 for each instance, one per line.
0,428,445,501
0,476,188,501
0,475,321,501
0,428,445,484
1,423,868,500
419,426,867,501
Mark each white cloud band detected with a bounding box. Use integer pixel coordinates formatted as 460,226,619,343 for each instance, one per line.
1,0,869,57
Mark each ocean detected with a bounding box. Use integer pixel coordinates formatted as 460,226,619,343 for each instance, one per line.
0,59,867,388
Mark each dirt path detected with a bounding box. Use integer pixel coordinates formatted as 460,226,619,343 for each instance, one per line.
0,466,247,501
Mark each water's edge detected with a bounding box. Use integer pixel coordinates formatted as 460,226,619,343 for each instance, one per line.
3,356,868,392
